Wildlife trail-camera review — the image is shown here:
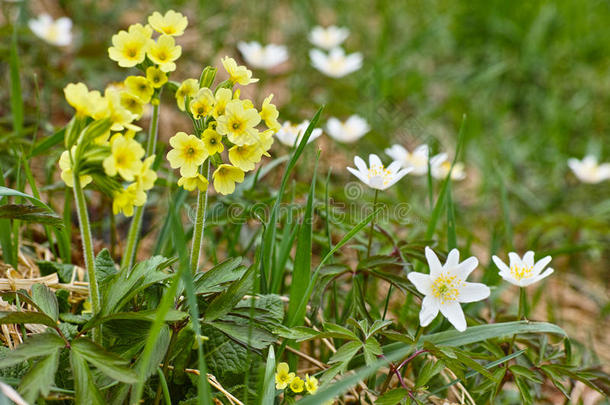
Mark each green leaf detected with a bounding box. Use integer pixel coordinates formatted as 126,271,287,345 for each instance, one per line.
18,351,59,403
515,376,533,404
0,333,65,368
94,248,117,283
70,350,105,405
71,338,138,383
287,152,318,325
82,309,187,332
328,341,361,365
260,346,276,405
375,388,408,405
363,338,382,366
30,284,59,322
321,323,359,341
510,365,543,384
0,187,53,211
0,205,63,228
204,263,256,322
208,320,275,350
36,260,75,283
415,359,445,388
194,257,245,296
0,311,57,328
31,128,65,157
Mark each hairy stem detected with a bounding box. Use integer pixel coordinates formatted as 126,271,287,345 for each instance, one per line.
190,160,211,274
121,102,160,270
72,174,101,342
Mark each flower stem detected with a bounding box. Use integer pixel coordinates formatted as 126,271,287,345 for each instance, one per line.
366,189,379,259
72,174,101,342
518,286,528,319
190,160,211,274
121,102,160,270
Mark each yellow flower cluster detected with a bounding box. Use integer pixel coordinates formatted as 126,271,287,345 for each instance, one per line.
167,57,280,195
274,362,318,395
108,10,186,72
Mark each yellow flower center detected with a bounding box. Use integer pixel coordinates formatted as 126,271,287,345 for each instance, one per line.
126,47,137,58
431,273,462,304
510,265,533,281
157,51,167,61
368,164,392,185
163,26,176,35
187,147,195,156
232,121,242,131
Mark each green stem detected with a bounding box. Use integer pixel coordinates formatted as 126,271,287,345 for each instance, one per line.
72,174,101,342
190,160,211,274
518,286,528,319
366,189,379,259
121,102,160,270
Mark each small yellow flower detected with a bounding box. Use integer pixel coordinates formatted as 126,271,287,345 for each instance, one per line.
148,10,188,36
146,66,168,89
166,132,207,177
112,183,146,217
221,56,258,85
103,134,145,181
274,362,295,390
108,24,150,68
228,144,263,172
120,91,144,119
260,94,280,131
212,88,232,118
216,100,261,146
58,147,92,188
147,34,181,72
175,78,199,111
256,129,275,157
124,76,154,103
104,88,140,132
177,174,209,192
289,376,304,393
201,128,224,156
135,155,157,191
212,164,244,195
189,88,215,119
305,374,318,394
63,83,104,118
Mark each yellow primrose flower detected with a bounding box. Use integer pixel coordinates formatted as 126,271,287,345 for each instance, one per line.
229,144,263,172
135,155,157,191
166,132,207,177
201,128,224,156
256,129,275,157
112,183,146,217
212,88,232,118
104,88,140,132
189,88,215,119
103,134,145,181
221,56,258,85
216,100,261,146
147,35,181,72
305,374,318,394
108,24,150,68
146,66,168,89
260,94,280,131
128,23,153,39
177,174,209,192
289,376,304,393
120,91,144,119
58,147,92,188
175,78,199,111
63,83,104,118
212,164,244,195
148,10,188,36
274,363,295,390
124,76,154,103
232,89,254,109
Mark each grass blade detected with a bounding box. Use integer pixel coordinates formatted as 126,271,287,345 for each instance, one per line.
259,346,276,405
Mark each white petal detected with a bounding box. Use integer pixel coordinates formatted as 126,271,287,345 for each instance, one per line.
354,156,368,173
523,251,535,268
347,167,369,185
445,249,460,269
499,272,520,286
407,272,432,295
385,145,406,162
459,282,490,303
508,252,522,269
455,256,479,280
492,255,510,274
522,268,554,287
440,302,467,332
419,295,440,327
369,154,383,168
387,160,403,174
425,247,443,277
532,255,552,276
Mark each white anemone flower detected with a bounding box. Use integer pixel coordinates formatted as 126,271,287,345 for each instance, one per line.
275,120,323,146
309,48,362,78
430,153,466,181
237,41,288,70
408,247,490,332
28,14,72,47
308,25,349,50
347,154,411,190
326,115,370,143
492,251,554,287
385,144,430,175
567,155,610,184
